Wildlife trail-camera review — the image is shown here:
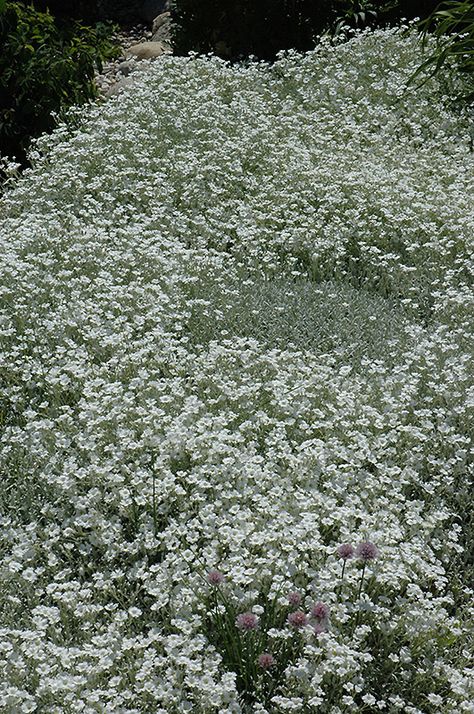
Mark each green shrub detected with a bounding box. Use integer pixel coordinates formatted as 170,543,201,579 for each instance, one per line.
412,0,474,102
381,0,443,22
18,0,142,24
21,0,144,24
0,2,119,166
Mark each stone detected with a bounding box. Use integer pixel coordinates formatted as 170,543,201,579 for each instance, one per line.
152,11,171,35
127,42,171,60
94,26,161,99
151,13,172,44
140,0,170,23
117,60,135,76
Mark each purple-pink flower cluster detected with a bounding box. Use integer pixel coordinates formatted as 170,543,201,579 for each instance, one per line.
337,540,378,561
311,601,330,621
286,600,330,634
337,543,355,560
257,652,275,669
236,612,259,631
287,610,307,629
207,569,225,586
355,541,379,561
288,591,302,607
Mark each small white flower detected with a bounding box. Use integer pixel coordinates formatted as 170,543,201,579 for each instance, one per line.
363,694,377,706
427,694,443,706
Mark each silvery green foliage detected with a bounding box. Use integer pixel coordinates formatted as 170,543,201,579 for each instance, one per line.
0,27,473,713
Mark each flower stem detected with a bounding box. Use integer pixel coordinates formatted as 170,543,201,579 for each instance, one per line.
354,562,366,630
152,469,157,538
357,562,366,601
337,559,347,597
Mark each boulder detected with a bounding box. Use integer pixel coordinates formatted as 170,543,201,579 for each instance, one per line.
127,42,172,60
152,11,171,35
140,0,170,23
151,13,172,44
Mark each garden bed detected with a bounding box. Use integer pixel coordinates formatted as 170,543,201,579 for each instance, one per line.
0,27,473,713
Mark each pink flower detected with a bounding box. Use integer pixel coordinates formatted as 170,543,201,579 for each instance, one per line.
313,622,327,636
207,570,224,586
337,543,355,560
257,652,275,669
355,541,379,561
311,601,330,621
288,591,302,607
236,612,259,631
287,610,307,629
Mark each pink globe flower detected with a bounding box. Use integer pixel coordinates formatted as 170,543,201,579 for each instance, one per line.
355,541,379,561
337,543,355,560
207,570,224,586
257,652,276,669
288,591,302,607
311,601,330,621
313,622,327,636
287,610,307,629
236,612,259,631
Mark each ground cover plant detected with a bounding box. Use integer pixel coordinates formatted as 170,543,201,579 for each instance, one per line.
0,26,473,713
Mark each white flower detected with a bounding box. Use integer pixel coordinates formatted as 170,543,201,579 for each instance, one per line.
427,693,443,706
363,694,377,706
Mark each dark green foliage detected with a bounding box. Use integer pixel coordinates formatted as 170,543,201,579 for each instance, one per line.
381,0,442,22
412,0,474,102
16,0,144,24
171,0,444,61
0,2,120,166
95,0,144,23
172,0,333,60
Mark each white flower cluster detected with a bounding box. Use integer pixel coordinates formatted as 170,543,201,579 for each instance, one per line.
0,26,472,713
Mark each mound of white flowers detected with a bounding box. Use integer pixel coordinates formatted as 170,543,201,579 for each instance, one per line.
0,26,473,713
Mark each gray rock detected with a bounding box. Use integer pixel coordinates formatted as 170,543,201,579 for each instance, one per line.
152,11,171,35
140,0,170,23
117,60,135,76
151,13,172,44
